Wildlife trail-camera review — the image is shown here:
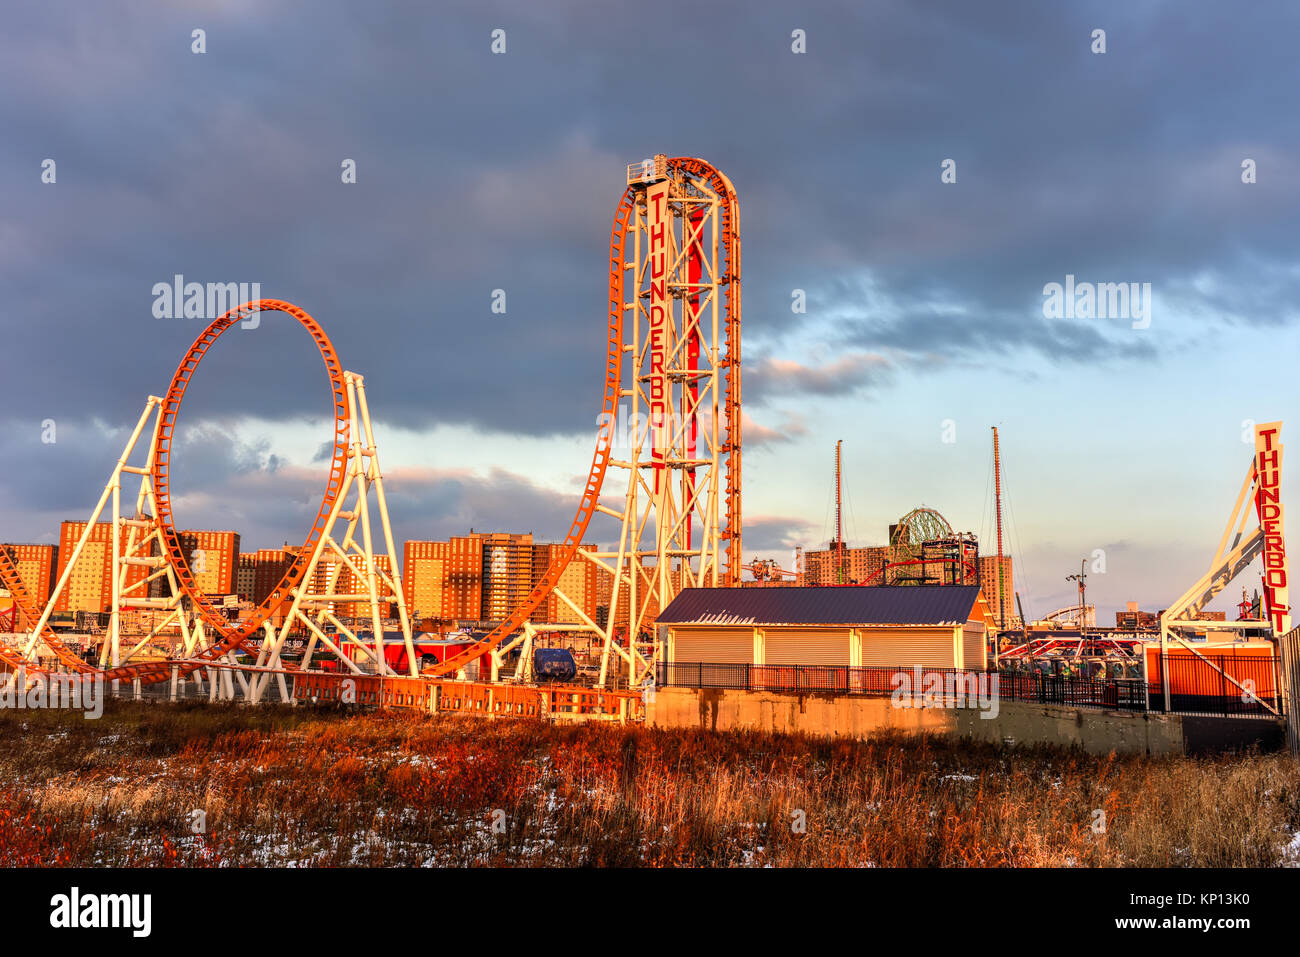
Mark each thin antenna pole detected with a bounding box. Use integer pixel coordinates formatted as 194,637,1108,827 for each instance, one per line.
835,440,844,584
992,427,1005,630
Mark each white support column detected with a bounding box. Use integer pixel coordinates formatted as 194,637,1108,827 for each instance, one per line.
256,380,411,683
25,398,162,663
513,623,536,682
353,376,417,676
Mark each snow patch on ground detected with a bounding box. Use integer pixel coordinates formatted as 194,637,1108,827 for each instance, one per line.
1282,829,1300,867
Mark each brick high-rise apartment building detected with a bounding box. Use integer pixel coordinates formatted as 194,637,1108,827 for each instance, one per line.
54,521,151,613
1,543,59,607
404,533,607,626
479,532,534,622
403,536,485,622
531,542,601,624
977,555,1014,629
333,553,397,619
802,544,889,586
236,553,256,602
176,530,240,596
236,548,302,609
55,523,238,612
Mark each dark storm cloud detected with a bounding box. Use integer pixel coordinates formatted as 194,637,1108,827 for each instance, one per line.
0,419,146,528
2,0,1298,511
0,416,287,541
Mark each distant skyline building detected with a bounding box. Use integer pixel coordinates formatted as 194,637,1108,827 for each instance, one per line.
54,521,150,613
977,555,1014,630
1,543,58,608
334,553,397,620
404,532,606,626
532,542,600,625
236,553,256,602
479,532,535,622
403,536,485,622
50,522,240,613
176,530,240,597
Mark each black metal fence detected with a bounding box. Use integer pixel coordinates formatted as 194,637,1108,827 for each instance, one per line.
657,657,1285,719
1145,652,1282,717
996,670,1148,712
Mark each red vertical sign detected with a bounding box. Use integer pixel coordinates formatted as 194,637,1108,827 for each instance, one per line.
684,208,703,550
1254,422,1290,634
647,181,670,496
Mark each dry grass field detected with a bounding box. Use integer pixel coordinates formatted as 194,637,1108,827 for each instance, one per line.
0,700,1298,867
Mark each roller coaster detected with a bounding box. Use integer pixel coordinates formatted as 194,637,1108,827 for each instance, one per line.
0,154,741,702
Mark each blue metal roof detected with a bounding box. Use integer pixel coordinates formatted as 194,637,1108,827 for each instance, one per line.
657,585,982,627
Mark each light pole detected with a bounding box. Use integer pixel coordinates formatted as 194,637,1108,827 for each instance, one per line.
1066,559,1088,629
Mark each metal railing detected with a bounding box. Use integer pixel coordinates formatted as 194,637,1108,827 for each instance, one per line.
996,670,1148,712
658,658,1285,718
1144,652,1283,717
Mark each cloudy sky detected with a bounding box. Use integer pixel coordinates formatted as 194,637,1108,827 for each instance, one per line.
2,0,1298,623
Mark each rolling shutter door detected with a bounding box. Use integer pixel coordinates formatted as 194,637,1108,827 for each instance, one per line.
962,622,986,670
765,628,851,666
859,626,958,669
671,627,753,664
763,628,852,692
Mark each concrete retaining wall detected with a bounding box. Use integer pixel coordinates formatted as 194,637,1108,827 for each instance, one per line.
647,687,1280,755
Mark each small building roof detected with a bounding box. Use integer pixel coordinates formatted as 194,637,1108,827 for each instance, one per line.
658,585,985,627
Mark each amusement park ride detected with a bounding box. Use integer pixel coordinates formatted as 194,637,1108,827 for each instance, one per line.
996,421,1291,713
741,557,799,582
1151,422,1291,710
0,153,1292,715
0,154,741,699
